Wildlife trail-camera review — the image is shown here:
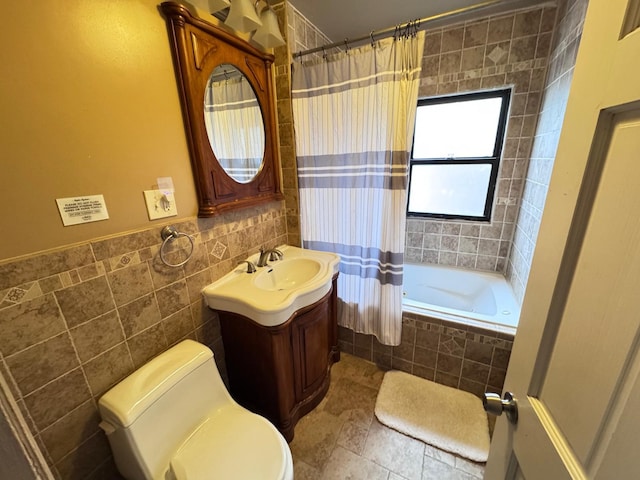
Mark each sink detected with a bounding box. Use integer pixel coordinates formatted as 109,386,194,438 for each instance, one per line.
253,258,322,291
202,245,340,326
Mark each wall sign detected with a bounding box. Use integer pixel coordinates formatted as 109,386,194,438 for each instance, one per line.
56,194,109,226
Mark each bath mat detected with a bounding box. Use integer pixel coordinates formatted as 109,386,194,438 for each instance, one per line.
374,370,490,462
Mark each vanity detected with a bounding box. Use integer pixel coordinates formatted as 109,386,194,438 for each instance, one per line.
202,246,341,441
161,3,340,440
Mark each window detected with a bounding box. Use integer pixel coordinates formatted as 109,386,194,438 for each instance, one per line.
407,89,511,222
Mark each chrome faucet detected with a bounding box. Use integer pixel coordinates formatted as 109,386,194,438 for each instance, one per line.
237,260,257,273
256,247,283,267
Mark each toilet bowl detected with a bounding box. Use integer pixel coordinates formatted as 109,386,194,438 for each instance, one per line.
98,340,293,480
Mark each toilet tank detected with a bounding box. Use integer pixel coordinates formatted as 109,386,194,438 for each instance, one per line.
98,340,231,480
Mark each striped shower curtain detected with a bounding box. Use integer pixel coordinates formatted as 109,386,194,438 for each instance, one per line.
291,32,424,345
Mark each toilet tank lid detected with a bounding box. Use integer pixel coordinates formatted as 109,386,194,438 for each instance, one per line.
98,340,213,428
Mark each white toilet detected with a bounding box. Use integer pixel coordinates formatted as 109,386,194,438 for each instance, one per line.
98,339,294,480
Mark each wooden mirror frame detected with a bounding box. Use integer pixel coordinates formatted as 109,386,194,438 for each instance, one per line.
161,1,283,216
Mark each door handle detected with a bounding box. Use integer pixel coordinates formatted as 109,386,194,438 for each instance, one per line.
483,391,518,424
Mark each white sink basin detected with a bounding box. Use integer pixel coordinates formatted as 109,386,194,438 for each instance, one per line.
202,245,340,326
253,258,322,291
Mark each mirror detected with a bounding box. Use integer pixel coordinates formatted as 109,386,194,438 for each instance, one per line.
161,1,282,216
204,64,265,183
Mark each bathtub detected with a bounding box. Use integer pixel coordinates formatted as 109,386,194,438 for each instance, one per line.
402,263,520,335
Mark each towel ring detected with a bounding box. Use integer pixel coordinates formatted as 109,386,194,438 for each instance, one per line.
159,226,194,268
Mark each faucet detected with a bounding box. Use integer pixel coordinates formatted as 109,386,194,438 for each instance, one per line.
237,260,257,273
256,247,283,267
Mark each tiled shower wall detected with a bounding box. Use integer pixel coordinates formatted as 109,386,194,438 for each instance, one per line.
0,202,286,479
406,6,558,273
507,0,589,302
272,1,334,249
339,314,514,398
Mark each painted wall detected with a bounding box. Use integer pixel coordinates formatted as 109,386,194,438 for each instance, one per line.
0,0,199,260
0,1,290,478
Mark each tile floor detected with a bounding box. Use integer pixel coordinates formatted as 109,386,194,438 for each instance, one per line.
290,353,486,480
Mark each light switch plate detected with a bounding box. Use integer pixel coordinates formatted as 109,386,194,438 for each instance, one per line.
144,190,178,220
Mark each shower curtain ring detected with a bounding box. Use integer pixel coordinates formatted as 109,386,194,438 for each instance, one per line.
344,38,350,53
322,45,327,60
370,31,376,47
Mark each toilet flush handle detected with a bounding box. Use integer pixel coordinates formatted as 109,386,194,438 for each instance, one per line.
99,420,117,435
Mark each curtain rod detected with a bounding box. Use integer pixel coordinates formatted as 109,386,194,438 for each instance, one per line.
293,0,502,59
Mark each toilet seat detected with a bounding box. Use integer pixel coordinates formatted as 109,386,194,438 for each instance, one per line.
170,405,292,480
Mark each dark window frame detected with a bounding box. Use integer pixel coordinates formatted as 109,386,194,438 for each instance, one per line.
407,88,511,222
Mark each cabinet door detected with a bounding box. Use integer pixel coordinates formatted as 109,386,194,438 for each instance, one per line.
291,298,330,401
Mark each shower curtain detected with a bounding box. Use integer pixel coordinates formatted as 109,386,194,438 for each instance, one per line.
291,32,424,345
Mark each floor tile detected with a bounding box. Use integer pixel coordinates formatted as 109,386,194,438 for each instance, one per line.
363,419,425,480
320,446,390,480
292,353,486,480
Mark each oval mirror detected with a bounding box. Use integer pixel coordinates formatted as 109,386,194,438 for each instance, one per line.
203,64,265,184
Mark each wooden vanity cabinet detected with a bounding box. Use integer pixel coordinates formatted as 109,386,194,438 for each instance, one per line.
217,275,340,441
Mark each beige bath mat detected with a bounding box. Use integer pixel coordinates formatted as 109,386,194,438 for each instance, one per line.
374,370,490,462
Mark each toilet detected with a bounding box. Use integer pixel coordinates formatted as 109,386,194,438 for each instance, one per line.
98,339,293,480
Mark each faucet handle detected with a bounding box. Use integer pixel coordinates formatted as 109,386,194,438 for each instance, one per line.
237,260,256,274
269,249,283,261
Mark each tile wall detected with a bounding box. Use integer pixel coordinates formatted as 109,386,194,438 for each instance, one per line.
406,6,558,273
339,313,513,398
0,202,287,479
506,0,589,302
272,1,334,249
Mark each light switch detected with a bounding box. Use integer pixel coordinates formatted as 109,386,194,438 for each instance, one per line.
144,190,178,220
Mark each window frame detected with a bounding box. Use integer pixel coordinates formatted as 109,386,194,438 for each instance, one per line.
407,88,512,222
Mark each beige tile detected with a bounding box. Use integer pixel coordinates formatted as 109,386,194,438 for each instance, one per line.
24,368,91,430
84,457,125,480
487,15,514,44
336,420,369,455
185,269,211,304
127,323,168,368
40,400,101,463
363,420,425,480
156,280,190,319
54,431,112,480
182,241,210,277
71,310,124,362
162,307,195,345
464,20,488,48
39,275,63,293
148,254,185,289
290,409,343,469
55,276,115,328
424,443,456,466
0,245,94,290
441,27,464,53
509,35,538,63
321,446,390,480
107,263,154,306
292,458,321,480
456,456,486,478
513,9,542,37
422,457,477,480
0,294,66,356
6,332,79,395
439,51,461,76
83,343,134,397
118,294,161,337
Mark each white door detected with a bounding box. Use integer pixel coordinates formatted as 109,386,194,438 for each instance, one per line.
485,0,640,478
